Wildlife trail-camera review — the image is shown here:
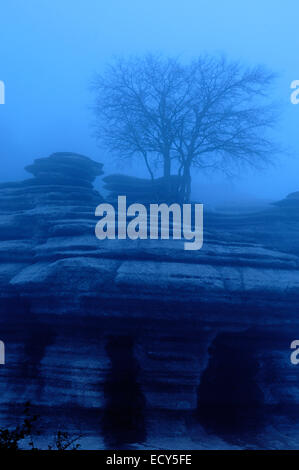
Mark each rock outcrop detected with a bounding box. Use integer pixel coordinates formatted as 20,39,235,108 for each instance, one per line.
103,174,182,204
0,155,299,449
273,190,299,210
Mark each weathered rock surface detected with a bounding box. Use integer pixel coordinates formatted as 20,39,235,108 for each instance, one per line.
103,174,182,203
0,154,299,449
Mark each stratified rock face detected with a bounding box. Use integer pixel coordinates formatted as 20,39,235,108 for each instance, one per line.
25,152,104,187
0,152,105,317
0,151,104,243
1,155,299,449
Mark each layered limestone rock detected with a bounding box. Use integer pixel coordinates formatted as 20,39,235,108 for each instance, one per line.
1,156,299,449
273,190,299,210
103,174,182,204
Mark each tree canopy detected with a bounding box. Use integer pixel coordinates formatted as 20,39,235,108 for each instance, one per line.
93,54,279,202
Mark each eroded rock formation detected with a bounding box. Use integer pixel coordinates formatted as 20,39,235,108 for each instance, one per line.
0,153,299,449
103,174,182,204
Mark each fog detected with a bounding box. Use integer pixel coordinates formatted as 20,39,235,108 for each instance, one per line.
0,0,298,206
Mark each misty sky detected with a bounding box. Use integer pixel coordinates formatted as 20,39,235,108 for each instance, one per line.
0,0,298,205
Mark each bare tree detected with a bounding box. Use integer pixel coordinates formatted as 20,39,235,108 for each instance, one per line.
93,54,279,201
92,55,188,183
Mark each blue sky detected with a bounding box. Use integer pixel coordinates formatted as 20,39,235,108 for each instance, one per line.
0,0,298,204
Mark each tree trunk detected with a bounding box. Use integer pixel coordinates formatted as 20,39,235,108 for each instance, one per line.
163,155,171,178
142,151,154,181
182,163,191,203
163,153,171,201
